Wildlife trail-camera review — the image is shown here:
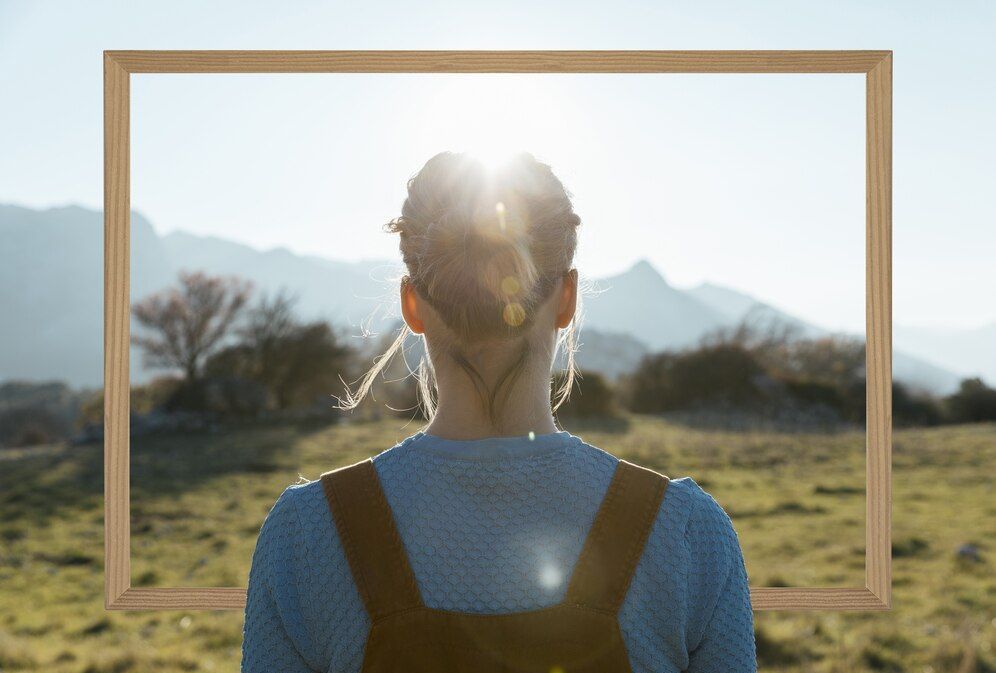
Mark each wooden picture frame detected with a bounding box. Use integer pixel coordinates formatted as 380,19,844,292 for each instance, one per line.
104,50,892,611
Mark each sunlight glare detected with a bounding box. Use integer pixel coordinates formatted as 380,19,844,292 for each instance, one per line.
465,144,521,171
538,561,563,591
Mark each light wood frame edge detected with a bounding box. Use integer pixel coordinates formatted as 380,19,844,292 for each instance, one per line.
103,50,893,611
106,587,890,612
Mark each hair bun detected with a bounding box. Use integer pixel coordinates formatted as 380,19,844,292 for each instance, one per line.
392,151,579,342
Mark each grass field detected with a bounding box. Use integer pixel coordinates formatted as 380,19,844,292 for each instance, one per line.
0,415,993,672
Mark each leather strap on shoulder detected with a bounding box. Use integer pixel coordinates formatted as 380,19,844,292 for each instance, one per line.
564,459,669,613
319,458,423,620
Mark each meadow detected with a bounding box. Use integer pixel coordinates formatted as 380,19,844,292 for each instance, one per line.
0,414,993,672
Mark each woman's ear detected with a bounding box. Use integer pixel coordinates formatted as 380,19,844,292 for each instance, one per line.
555,269,578,329
400,279,425,334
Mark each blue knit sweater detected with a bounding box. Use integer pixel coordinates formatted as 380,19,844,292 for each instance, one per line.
241,430,757,672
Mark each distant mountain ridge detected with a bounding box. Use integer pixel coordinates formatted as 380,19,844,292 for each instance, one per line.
0,203,985,395
688,282,825,340
582,260,729,351
682,279,975,396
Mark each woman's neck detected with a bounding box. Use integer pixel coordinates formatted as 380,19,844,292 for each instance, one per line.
422,362,558,440
424,406,558,441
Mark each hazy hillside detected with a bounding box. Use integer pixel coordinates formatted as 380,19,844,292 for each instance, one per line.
159,230,400,329
687,280,966,395
572,328,649,380
0,205,401,387
583,260,729,350
688,281,825,339
0,205,105,387
896,322,996,392
0,204,982,394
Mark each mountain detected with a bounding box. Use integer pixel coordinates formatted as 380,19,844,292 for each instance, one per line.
0,204,982,395
158,230,402,330
688,282,825,340
581,260,728,351
1,205,106,388
0,204,401,387
684,280,968,394
571,329,650,381
895,322,996,392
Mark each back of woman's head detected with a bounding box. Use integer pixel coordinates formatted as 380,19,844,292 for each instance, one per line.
390,151,580,342
339,150,582,423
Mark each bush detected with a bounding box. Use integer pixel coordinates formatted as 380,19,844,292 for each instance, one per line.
0,406,70,447
77,376,185,427
205,320,354,412
779,377,943,427
615,335,981,429
163,376,271,417
552,369,617,419
780,376,844,413
0,380,88,447
944,377,996,423
623,344,765,414
893,382,944,427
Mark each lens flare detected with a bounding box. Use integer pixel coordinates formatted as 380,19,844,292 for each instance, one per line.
503,302,526,327
500,274,520,296
495,201,507,232
465,145,520,172
538,562,563,591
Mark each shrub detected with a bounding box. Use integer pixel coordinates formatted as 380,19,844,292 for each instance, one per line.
163,376,271,417
0,406,70,447
0,380,85,447
623,344,765,414
552,369,617,419
944,377,996,423
892,382,944,427
779,376,845,417
206,317,355,412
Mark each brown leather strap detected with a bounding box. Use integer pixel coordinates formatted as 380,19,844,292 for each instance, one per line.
564,460,669,613
320,458,423,620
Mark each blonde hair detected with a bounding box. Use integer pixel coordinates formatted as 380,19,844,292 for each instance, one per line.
338,151,582,425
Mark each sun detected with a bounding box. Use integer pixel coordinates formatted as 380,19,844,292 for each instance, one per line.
461,144,523,171
412,75,573,172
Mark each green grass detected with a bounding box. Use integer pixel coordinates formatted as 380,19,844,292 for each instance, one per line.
0,415,993,672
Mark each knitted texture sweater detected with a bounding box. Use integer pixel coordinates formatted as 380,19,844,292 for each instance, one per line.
241,430,757,672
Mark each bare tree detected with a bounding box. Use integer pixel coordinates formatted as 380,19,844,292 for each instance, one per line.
131,270,253,382
699,306,802,354
237,288,299,381
211,289,354,410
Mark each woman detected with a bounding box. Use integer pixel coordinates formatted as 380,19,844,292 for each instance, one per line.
241,152,757,672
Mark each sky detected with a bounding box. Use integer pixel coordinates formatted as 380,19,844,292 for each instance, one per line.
1,0,994,335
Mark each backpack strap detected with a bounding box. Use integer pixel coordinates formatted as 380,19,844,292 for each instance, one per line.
564,459,669,613
319,458,423,621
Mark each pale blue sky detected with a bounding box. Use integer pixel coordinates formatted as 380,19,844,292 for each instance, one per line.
2,0,994,334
